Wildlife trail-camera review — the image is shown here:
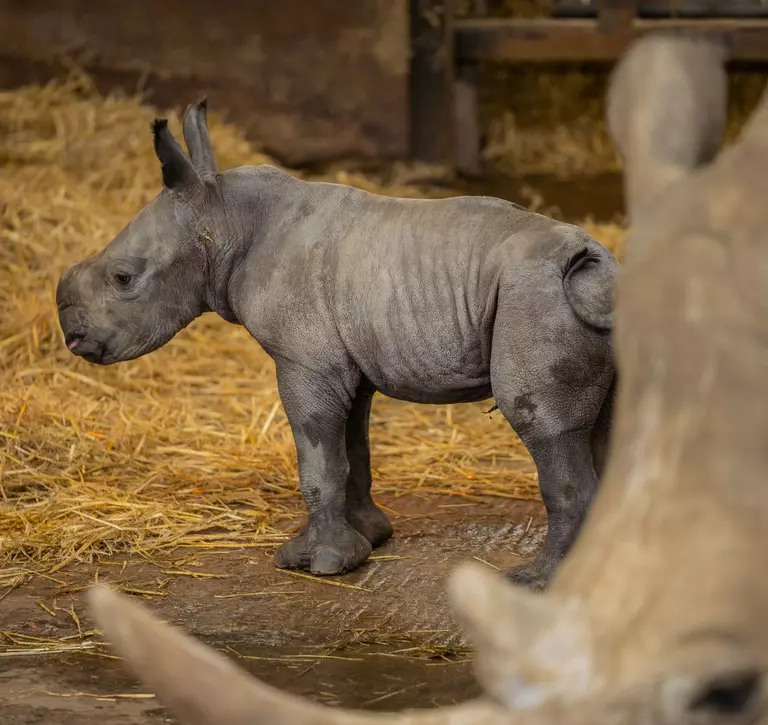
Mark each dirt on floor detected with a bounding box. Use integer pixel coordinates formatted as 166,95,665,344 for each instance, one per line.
1,491,547,724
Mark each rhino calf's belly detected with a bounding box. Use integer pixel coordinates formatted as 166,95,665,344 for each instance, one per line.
373,376,493,405
354,344,493,405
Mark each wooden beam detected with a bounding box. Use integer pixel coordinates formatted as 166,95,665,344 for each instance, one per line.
410,0,455,165
455,17,768,62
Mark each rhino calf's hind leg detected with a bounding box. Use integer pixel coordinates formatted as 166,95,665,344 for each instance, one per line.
490,288,611,590
504,428,599,590
274,362,373,576
590,377,615,481
344,386,394,547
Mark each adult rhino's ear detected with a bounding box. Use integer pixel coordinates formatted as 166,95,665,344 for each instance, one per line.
182,98,218,180
606,34,728,223
448,562,595,710
151,118,204,195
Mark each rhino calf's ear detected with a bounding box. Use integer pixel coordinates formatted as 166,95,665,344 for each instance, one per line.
151,118,204,195
182,98,219,180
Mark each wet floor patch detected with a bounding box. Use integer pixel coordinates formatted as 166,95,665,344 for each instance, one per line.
1,640,479,724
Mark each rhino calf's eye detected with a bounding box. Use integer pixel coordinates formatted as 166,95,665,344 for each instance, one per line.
114,273,132,286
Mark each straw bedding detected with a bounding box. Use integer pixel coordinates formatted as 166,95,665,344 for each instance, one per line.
0,71,626,594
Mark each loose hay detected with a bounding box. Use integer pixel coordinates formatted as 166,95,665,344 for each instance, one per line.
0,71,626,593
479,66,768,177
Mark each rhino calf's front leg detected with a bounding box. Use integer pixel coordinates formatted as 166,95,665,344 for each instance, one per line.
274,363,374,575
344,386,394,548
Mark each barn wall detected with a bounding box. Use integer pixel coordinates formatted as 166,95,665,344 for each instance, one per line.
0,0,410,166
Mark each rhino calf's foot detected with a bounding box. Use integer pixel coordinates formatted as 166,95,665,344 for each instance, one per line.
275,522,373,576
346,499,394,548
504,561,554,592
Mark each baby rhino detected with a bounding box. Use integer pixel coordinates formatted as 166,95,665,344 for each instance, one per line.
56,101,617,589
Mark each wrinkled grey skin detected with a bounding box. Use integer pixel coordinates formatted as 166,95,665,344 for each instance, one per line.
57,102,617,588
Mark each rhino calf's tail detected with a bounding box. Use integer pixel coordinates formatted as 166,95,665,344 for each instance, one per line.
562,243,617,331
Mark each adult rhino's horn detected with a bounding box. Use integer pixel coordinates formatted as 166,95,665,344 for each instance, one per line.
87,585,507,725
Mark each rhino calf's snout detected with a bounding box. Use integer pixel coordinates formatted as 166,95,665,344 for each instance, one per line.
56,265,77,308
56,261,108,364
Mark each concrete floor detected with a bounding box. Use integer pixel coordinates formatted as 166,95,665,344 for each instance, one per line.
1,492,547,724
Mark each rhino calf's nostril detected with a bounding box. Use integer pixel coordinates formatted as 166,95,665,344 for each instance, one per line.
65,330,86,352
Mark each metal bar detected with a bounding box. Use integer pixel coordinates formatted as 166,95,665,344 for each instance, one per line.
454,17,768,62
409,0,455,165
554,1,768,19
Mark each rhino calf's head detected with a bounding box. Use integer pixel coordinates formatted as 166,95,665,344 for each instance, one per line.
56,102,220,364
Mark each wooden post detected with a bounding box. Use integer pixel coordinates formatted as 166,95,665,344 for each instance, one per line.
454,66,483,177
410,0,455,167
597,0,637,38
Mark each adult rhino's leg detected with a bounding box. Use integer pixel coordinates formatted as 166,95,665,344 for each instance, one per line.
344,385,394,547
490,278,613,591
274,361,372,576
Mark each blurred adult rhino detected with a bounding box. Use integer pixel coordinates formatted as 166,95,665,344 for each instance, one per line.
85,31,768,725
57,92,617,589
